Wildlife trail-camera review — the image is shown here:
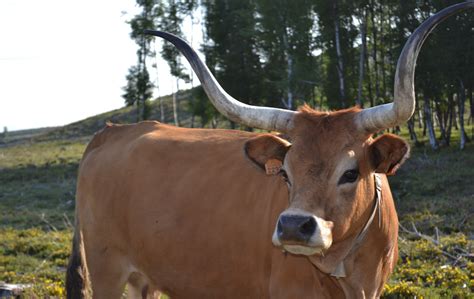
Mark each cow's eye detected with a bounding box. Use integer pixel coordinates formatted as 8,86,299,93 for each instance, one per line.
339,169,359,184
279,169,291,185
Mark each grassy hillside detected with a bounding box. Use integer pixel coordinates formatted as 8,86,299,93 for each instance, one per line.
0,90,204,146
0,95,473,297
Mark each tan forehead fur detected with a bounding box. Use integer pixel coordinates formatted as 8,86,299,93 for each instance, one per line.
289,105,370,157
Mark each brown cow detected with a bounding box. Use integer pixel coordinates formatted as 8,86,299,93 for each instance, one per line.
66,3,473,298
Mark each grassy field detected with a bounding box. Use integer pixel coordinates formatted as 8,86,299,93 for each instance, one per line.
0,98,473,297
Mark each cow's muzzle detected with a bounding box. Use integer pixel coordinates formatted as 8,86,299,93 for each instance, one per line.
277,214,317,243
272,209,333,256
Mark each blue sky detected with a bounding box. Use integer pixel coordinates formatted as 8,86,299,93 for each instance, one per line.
0,0,202,131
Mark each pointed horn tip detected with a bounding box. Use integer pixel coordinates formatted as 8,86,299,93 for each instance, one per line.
360,2,473,132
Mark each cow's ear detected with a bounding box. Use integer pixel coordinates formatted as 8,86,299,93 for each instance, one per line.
369,134,410,175
245,134,291,175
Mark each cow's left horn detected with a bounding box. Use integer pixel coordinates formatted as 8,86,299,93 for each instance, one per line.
356,2,474,133
145,30,296,132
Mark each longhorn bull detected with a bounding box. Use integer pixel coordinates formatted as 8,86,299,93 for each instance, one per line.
66,3,473,298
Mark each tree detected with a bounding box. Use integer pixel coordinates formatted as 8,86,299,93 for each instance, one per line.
257,0,318,110
123,0,158,122
313,0,358,109
159,0,196,126
356,3,368,108
141,1,472,149
202,0,264,128
123,65,153,121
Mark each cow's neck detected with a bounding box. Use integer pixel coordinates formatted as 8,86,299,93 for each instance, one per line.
308,174,383,286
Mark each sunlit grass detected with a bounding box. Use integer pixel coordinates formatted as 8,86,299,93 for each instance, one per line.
0,140,86,229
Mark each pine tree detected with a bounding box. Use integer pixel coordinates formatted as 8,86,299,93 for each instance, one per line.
123,0,158,122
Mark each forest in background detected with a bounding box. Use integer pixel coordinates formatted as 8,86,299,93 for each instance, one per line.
123,0,473,150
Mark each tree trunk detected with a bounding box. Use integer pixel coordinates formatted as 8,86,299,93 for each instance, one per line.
445,93,454,146
211,117,218,129
416,97,423,129
369,0,380,101
365,48,374,107
286,54,294,110
378,4,386,98
424,95,438,150
333,0,346,107
453,111,459,130
458,80,468,150
434,98,447,146
407,117,419,145
468,86,473,125
153,41,165,123
136,100,140,123
190,10,196,127
160,96,165,123
139,32,148,122
282,29,293,110
357,8,367,108
173,79,180,127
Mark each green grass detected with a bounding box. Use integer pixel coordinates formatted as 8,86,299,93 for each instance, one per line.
0,228,70,297
382,124,474,298
0,139,86,229
0,139,82,297
0,97,473,297
391,142,474,234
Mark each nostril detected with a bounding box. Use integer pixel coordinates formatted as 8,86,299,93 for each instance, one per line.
299,217,316,237
277,218,283,237
277,215,318,243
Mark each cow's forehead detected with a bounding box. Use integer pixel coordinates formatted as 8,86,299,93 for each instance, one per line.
282,107,375,181
289,106,368,158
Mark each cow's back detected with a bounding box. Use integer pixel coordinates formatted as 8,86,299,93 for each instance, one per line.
76,121,291,297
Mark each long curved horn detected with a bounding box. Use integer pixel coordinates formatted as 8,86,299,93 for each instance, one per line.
356,2,474,132
145,30,296,132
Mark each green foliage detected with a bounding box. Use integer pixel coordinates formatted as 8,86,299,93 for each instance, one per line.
257,0,319,109
156,0,473,150
202,0,264,105
123,0,160,121
159,0,196,82
0,228,71,297
383,234,473,298
123,65,154,108
188,86,218,127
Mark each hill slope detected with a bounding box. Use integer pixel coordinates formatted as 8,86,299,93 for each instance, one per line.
0,89,205,146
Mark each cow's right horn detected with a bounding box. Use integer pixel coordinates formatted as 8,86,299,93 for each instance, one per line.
145,30,296,132
356,2,474,133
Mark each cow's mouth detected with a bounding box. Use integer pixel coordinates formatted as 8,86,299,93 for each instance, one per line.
272,209,333,256
282,244,324,256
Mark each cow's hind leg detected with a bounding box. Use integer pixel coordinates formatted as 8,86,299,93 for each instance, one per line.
127,272,161,299
86,249,130,299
